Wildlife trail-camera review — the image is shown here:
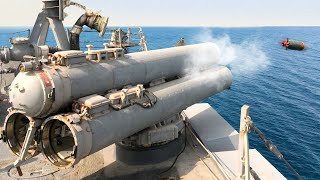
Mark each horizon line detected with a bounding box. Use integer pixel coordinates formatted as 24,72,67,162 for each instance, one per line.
0,25,319,28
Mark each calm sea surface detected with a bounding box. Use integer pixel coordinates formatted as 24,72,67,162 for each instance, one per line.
0,26,319,179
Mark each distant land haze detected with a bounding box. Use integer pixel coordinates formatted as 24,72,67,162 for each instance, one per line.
1,0,319,27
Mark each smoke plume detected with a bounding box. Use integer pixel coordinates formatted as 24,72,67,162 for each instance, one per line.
190,28,270,76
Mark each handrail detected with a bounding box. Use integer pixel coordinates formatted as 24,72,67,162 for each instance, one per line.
238,105,303,180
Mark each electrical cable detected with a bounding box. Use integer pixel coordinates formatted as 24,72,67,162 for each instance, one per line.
185,123,232,180
145,89,157,104
185,126,220,180
109,90,157,111
110,100,151,111
158,121,187,176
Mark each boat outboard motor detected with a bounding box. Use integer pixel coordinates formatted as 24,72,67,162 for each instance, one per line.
70,12,108,50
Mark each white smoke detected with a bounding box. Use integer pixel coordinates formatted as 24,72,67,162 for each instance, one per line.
191,28,270,76
184,42,221,77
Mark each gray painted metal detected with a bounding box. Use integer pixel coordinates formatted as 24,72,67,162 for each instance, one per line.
0,1,70,63
0,37,50,63
47,18,70,50
37,20,50,46
59,0,64,20
9,43,220,118
41,66,232,168
29,12,49,45
7,38,34,61
30,1,69,49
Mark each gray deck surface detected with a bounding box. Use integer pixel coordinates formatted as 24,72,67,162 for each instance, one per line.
184,103,286,179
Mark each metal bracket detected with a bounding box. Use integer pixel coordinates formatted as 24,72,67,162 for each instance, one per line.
13,120,42,176
47,17,70,50
67,114,81,124
107,84,145,109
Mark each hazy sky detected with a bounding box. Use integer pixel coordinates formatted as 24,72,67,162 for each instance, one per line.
1,0,319,27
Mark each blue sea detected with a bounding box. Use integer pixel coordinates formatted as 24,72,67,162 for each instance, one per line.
1,26,319,179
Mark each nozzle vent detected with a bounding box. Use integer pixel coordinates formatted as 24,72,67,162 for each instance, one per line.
4,112,39,158
41,119,76,168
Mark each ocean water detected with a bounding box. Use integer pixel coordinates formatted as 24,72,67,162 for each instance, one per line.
1,26,319,179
